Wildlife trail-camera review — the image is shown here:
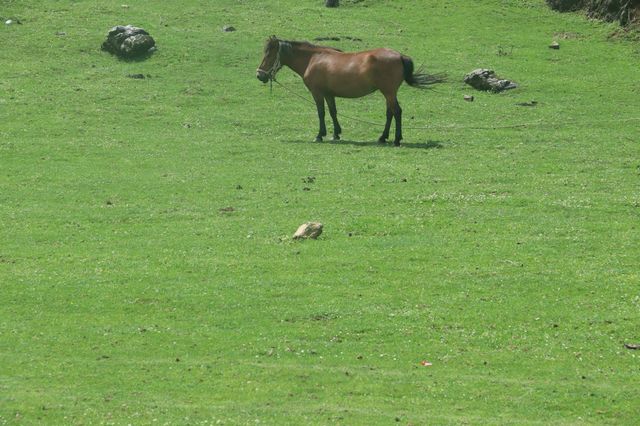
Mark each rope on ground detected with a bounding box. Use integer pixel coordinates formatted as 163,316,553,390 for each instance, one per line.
271,79,640,132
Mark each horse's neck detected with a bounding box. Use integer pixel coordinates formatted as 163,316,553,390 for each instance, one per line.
282,44,320,78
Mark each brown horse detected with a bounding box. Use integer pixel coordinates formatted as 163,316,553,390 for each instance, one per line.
256,36,444,146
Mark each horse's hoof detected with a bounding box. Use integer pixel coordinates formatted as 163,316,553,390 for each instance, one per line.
393,141,401,147
332,135,340,141
314,136,323,142
378,137,387,143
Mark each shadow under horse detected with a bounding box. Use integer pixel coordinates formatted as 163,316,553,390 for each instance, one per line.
256,36,445,146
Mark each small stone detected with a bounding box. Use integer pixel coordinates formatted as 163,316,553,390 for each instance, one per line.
222,25,236,32
5,19,13,25
549,41,560,49
464,95,474,102
293,222,323,240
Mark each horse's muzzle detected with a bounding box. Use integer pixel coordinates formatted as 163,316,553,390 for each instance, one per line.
256,69,269,83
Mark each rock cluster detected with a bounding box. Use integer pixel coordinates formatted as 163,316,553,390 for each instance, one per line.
463,69,517,92
101,25,156,58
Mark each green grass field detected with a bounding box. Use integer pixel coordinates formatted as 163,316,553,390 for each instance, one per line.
1,0,639,424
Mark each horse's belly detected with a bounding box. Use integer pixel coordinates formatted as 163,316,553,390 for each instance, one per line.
331,83,377,98
327,74,377,98
305,58,377,98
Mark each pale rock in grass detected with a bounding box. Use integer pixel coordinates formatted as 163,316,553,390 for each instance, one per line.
2,16,21,25
293,222,323,240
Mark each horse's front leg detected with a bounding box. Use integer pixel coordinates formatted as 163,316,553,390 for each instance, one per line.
311,92,327,142
325,95,342,141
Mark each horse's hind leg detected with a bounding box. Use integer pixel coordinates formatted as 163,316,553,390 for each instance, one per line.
393,99,403,146
325,95,342,141
379,107,393,143
311,91,327,142
380,94,402,145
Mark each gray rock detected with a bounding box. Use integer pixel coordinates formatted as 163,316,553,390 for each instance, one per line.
102,25,156,58
293,222,323,240
464,69,517,92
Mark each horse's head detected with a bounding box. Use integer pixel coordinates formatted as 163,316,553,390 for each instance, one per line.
256,36,282,83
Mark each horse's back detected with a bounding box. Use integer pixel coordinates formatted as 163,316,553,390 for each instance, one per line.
351,48,405,94
305,48,405,98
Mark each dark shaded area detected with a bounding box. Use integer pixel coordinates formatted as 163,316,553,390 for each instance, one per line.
547,0,640,26
546,0,587,12
284,139,445,150
588,0,640,26
516,100,539,107
325,0,339,7
314,36,363,42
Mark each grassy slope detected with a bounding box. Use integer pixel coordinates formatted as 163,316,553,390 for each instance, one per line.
1,0,639,424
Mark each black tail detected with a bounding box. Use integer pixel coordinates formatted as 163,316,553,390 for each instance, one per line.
401,56,446,88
